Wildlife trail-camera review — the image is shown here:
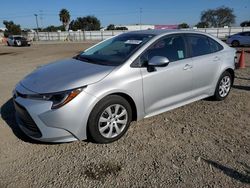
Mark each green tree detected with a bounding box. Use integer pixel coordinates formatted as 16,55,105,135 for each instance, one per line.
240,20,250,27
42,25,65,32
59,9,70,30
115,26,128,30
107,24,115,30
69,16,101,31
106,24,128,30
3,20,21,37
201,6,235,27
195,22,209,28
178,23,189,29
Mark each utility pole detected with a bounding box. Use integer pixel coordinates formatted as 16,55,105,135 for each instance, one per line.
139,8,142,30
34,14,39,40
39,10,44,30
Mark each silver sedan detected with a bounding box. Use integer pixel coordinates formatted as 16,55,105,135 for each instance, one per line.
13,30,236,143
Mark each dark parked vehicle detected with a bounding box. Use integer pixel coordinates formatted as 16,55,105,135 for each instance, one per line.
7,35,31,47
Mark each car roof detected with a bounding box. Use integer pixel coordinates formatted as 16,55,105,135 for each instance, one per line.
128,29,208,36
127,29,229,49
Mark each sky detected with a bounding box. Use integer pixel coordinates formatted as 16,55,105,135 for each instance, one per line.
0,0,249,29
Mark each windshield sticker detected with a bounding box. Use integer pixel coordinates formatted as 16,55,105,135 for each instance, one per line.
125,40,142,45
178,50,184,59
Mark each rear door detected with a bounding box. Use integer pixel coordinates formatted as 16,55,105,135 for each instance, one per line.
185,34,223,96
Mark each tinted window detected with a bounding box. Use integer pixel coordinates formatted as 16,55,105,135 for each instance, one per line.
208,37,223,53
14,37,26,40
239,32,250,36
186,34,211,57
142,35,187,63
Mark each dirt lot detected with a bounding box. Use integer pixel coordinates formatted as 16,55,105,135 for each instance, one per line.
0,43,249,188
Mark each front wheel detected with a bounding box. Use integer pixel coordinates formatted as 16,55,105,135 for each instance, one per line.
213,71,232,101
87,95,132,143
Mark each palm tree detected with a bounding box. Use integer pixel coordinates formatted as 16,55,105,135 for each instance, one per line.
59,9,70,30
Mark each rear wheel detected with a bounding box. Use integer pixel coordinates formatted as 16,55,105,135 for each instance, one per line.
87,95,132,143
231,40,239,47
213,71,232,101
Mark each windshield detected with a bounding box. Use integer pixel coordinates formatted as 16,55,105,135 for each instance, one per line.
77,33,155,66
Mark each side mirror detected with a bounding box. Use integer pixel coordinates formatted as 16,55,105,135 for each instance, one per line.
148,56,170,67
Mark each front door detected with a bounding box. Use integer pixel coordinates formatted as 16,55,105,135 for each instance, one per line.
140,34,193,116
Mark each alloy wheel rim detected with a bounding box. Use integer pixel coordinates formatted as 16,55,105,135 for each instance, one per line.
98,104,128,138
219,76,231,97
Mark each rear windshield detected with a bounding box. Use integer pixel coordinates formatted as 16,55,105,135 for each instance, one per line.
77,33,155,66
14,37,25,40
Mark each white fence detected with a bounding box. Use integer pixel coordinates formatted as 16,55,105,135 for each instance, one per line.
193,27,250,39
27,30,127,41
27,27,250,41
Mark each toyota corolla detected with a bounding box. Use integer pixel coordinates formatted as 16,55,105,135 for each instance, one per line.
13,30,236,143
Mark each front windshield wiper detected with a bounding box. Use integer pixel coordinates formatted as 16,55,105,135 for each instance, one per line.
73,55,92,62
74,55,109,65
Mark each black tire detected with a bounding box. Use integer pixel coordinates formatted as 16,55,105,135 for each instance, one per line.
231,40,239,47
87,95,132,143
213,71,232,101
7,42,10,46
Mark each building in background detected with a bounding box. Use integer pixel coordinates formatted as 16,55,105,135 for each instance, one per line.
154,25,178,29
114,24,154,30
112,24,178,31
0,27,7,31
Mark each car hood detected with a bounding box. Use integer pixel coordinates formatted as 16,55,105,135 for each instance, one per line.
20,58,114,94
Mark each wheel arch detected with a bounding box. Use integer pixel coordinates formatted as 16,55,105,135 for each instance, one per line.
105,92,138,121
225,68,235,85
231,40,240,47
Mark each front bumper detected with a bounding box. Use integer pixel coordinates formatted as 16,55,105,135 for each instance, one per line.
13,83,98,142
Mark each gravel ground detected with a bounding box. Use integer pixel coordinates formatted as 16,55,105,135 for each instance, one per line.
0,43,249,188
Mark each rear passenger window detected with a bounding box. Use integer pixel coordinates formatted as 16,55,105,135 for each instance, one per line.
186,34,211,57
245,32,250,36
208,38,223,53
239,32,250,36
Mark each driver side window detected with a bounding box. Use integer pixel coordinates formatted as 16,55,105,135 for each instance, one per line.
141,35,187,65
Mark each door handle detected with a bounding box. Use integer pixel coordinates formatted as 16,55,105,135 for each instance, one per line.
183,64,192,70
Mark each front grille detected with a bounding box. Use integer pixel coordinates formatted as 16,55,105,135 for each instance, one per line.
14,101,42,138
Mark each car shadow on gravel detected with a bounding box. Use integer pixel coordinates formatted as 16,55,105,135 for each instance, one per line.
204,159,250,184
0,98,54,144
233,85,250,91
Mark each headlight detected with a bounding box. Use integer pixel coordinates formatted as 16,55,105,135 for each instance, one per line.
25,87,84,109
